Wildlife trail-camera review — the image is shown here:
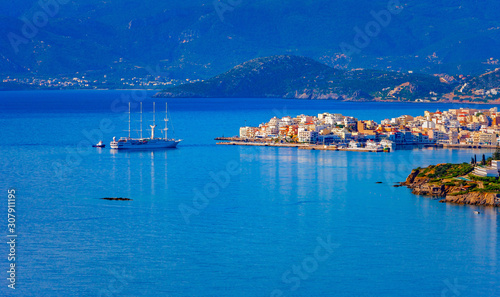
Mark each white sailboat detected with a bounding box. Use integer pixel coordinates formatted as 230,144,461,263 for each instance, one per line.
110,102,181,150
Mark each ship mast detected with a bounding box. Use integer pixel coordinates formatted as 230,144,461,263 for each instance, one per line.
128,102,131,139
164,102,169,140
140,102,143,139
150,102,157,139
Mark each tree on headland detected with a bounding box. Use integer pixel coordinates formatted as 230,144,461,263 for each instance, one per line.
471,157,475,164
482,154,486,165
493,145,500,160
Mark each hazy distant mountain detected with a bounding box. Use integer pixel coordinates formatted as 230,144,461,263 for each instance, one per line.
1,1,500,79
154,55,455,100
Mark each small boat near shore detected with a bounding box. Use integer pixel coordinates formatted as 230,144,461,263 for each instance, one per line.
92,141,105,148
380,139,395,152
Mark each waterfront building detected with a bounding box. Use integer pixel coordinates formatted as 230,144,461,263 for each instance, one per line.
240,127,260,138
478,132,497,145
236,107,500,149
412,132,430,143
403,131,415,144
448,130,459,144
388,132,404,144
298,130,319,143
318,134,341,144
429,130,449,143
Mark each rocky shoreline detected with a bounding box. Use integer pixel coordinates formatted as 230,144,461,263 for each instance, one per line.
153,91,500,104
402,165,500,207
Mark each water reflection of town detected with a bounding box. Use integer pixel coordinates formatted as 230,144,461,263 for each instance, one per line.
107,146,498,274
239,145,498,268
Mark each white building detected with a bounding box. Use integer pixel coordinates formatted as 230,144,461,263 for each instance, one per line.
473,162,500,177
298,131,319,143
422,121,436,129
448,130,459,144
239,127,252,138
343,117,357,127
279,116,294,127
300,115,314,123
448,120,461,128
467,122,481,131
315,124,328,132
266,125,278,135
429,130,449,143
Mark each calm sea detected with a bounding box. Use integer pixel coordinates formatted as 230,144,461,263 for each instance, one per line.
0,90,498,296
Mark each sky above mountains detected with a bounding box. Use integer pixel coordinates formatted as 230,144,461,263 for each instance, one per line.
1,0,499,79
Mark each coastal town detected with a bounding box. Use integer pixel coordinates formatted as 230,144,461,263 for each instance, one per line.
1,75,202,90
224,107,500,152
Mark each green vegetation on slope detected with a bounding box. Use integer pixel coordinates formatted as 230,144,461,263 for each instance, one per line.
417,163,474,179
155,55,455,100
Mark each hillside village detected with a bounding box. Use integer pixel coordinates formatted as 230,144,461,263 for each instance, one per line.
239,107,500,148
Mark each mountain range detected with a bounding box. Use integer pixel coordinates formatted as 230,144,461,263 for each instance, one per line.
1,0,500,81
154,55,500,102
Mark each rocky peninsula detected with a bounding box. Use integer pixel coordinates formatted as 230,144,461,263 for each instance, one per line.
402,163,500,207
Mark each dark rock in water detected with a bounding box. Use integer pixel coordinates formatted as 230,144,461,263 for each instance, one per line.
375,181,383,184
101,197,132,201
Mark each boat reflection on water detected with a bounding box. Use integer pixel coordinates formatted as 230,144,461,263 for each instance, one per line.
110,149,170,199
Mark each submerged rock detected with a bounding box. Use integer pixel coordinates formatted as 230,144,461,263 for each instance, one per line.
100,197,132,201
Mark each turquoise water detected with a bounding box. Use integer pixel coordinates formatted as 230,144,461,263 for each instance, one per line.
0,91,499,296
